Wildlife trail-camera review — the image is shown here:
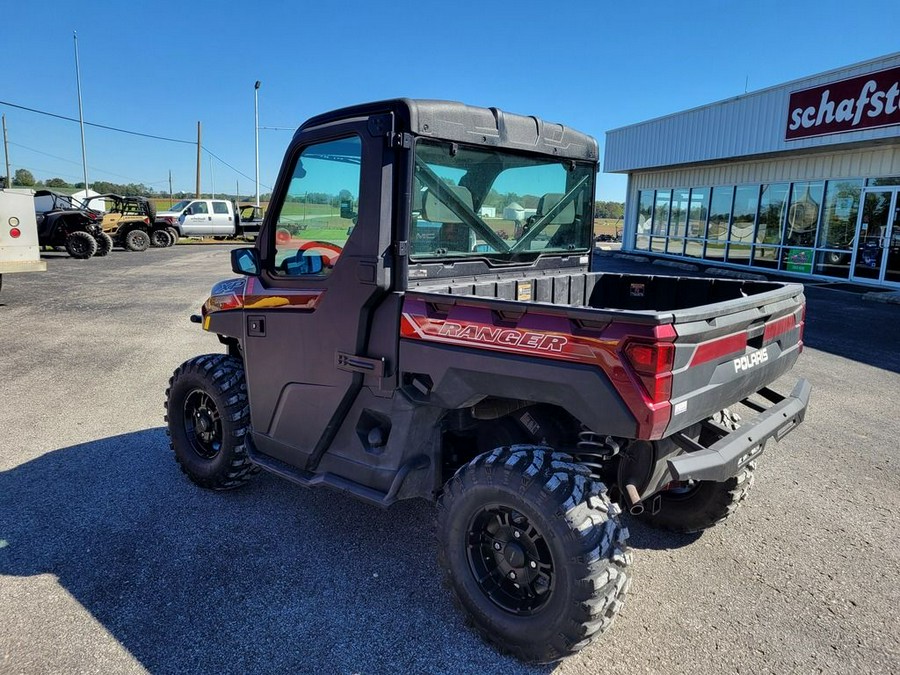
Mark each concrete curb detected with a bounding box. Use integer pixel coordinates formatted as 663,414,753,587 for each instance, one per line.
611,252,649,263
653,259,699,272
704,267,768,281
863,291,900,305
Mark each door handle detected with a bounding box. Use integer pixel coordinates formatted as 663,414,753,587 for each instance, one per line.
208,216,212,221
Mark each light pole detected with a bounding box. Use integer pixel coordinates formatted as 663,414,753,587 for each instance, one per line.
254,80,260,208
74,32,89,193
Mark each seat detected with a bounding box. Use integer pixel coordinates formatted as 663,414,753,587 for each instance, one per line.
537,193,580,249
421,185,477,253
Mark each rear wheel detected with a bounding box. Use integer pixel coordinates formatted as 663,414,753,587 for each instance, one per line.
94,232,114,256
124,228,150,252
165,354,256,490
165,227,179,246
65,231,98,259
437,445,631,663
150,228,172,248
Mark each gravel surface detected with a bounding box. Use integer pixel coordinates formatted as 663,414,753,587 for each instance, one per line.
1,246,898,674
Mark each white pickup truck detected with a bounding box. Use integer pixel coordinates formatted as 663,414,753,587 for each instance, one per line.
0,189,47,294
155,199,262,239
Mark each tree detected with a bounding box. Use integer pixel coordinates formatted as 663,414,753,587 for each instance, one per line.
45,177,70,188
13,169,35,186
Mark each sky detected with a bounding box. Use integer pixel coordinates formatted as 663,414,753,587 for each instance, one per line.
1,0,898,203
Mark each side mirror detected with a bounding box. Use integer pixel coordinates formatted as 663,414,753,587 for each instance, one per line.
184,207,193,216
283,252,324,275
231,247,260,276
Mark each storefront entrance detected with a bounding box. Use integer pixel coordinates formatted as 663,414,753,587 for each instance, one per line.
851,188,900,285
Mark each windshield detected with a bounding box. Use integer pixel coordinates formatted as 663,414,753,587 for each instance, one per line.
168,199,192,213
410,139,594,263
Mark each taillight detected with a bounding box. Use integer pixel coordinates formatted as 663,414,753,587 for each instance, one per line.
798,305,806,353
623,340,675,403
9,227,21,238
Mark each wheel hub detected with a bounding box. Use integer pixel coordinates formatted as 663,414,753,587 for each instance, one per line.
466,506,554,615
183,389,222,459
502,540,526,567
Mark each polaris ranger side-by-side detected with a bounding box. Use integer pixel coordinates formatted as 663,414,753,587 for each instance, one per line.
165,99,810,663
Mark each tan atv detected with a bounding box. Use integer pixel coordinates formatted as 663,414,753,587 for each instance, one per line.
98,195,172,251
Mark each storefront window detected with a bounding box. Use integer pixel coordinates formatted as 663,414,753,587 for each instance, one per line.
651,190,671,252
727,185,759,265
783,181,824,248
635,190,653,250
753,246,781,270
756,183,789,245
666,188,689,255
868,176,900,187
704,186,733,260
686,188,709,237
817,179,862,250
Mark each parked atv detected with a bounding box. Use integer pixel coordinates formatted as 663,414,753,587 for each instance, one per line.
97,194,172,251
33,190,112,258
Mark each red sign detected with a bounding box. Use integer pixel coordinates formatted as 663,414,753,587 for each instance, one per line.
785,65,900,140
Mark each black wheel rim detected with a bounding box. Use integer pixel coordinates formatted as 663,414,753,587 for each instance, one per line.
70,237,88,255
466,504,554,615
183,388,223,459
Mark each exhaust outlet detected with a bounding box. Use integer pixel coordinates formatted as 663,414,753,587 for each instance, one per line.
624,483,644,515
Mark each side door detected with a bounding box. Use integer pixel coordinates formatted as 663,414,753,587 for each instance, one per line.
210,200,233,235
241,117,392,470
182,200,211,235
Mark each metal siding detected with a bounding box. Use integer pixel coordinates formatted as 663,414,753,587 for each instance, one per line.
605,52,900,172
628,146,900,192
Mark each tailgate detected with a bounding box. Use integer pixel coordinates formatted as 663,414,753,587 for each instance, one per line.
664,284,805,436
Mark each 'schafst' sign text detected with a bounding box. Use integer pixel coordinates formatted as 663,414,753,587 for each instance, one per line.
785,66,900,140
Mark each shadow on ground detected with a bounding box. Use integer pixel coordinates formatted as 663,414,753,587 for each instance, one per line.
0,430,551,675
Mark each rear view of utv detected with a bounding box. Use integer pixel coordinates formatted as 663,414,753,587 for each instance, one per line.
33,189,112,258
165,99,810,664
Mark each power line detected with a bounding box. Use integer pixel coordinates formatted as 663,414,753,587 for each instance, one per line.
0,99,195,145
9,140,162,185
203,147,272,191
1,97,273,192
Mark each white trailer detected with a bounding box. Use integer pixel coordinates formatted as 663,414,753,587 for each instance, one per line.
0,189,47,293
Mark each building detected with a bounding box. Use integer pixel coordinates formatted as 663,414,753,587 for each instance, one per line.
605,52,900,287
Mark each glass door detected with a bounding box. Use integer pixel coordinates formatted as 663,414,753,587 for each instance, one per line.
852,189,900,284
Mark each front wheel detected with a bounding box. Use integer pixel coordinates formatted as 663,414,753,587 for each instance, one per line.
437,446,631,663
165,354,256,490
637,461,757,533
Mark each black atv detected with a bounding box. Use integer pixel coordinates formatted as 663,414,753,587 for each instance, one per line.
33,190,112,259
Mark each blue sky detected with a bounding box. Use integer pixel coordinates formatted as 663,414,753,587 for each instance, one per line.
1,0,898,202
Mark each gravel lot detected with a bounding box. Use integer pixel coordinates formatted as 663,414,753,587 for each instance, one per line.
1,246,898,674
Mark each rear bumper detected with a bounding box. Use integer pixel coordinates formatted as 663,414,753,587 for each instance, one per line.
668,379,811,482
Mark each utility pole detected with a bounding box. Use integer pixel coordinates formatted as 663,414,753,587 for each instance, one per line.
169,170,173,202
195,121,202,198
73,32,89,191
254,80,261,207
2,115,10,188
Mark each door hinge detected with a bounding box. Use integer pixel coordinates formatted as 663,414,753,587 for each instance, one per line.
389,132,413,148
394,240,409,257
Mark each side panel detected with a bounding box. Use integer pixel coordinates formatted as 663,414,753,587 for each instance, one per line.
400,340,639,438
